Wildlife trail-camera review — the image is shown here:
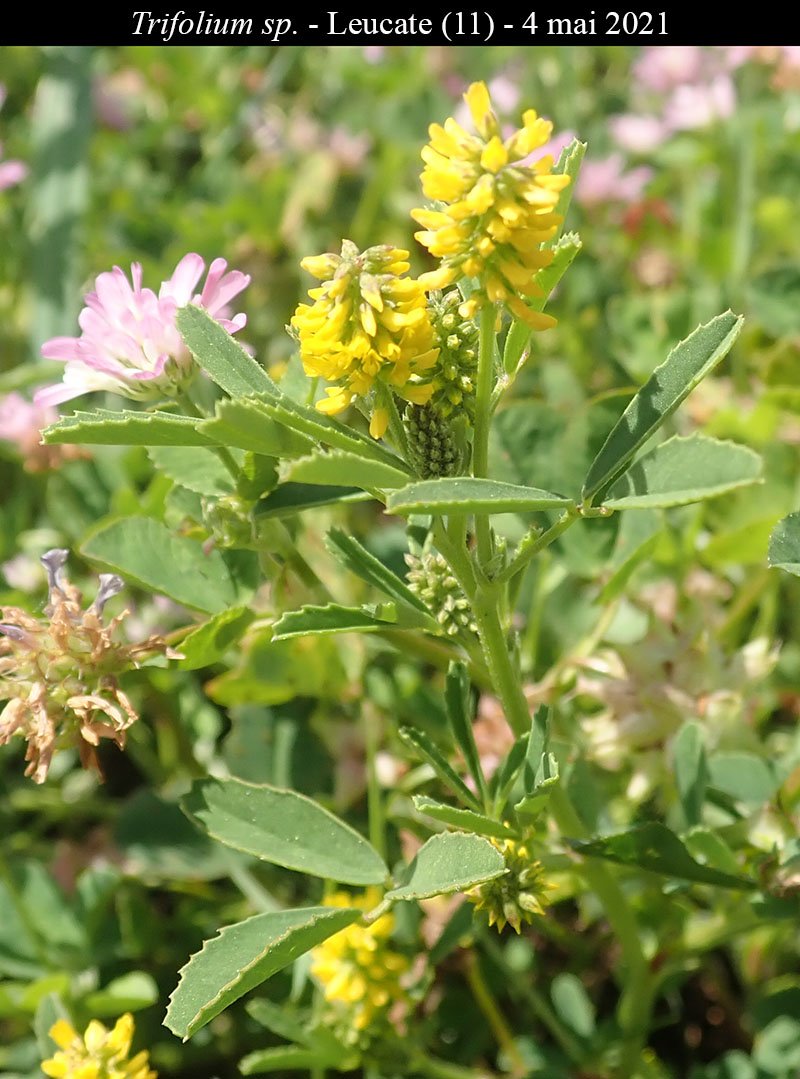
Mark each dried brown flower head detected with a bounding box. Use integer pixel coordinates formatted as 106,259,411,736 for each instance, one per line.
0,549,178,782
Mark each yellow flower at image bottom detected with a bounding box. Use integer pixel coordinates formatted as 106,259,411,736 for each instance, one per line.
311,888,409,1030
42,1014,156,1079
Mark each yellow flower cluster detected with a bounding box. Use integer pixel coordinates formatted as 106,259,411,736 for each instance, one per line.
42,1014,156,1079
310,889,409,1031
412,81,570,328
291,240,439,438
469,834,551,933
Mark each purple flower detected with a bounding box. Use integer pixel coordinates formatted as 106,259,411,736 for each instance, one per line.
37,254,250,408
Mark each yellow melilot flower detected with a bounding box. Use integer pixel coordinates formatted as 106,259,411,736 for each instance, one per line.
291,240,439,438
42,1014,157,1079
412,81,571,328
310,888,409,1031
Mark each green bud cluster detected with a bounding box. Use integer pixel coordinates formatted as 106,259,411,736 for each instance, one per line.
404,404,462,479
201,495,255,549
405,550,477,638
470,836,550,933
427,290,478,419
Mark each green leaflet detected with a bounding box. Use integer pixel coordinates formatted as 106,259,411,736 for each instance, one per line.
165,907,360,1040
768,512,800,577
176,305,280,398
387,478,573,516
42,409,214,447
282,449,410,491
256,483,370,517
271,602,410,640
386,833,506,902
673,723,708,828
325,528,430,615
582,311,744,500
81,516,240,614
199,396,314,457
413,796,515,841
569,822,757,890
147,445,236,496
182,777,388,885
602,434,762,509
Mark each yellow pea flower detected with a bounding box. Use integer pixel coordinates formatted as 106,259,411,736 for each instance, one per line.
290,240,439,438
412,81,571,329
42,1013,156,1079
310,889,409,1031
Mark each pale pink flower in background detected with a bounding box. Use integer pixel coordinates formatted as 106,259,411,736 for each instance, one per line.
93,69,148,131
0,393,81,471
327,126,371,171
610,114,668,154
576,154,654,207
0,84,27,191
486,73,521,114
665,74,736,131
0,393,57,449
37,254,250,408
720,45,800,70
634,46,703,93
363,46,385,64
0,153,27,191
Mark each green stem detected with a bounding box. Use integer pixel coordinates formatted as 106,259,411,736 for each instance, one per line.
480,931,586,1066
182,392,240,481
364,705,386,862
471,585,529,738
472,306,497,568
520,549,550,677
472,584,654,1073
497,508,579,586
549,786,654,1076
432,519,477,599
413,1053,494,1079
465,951,526,1077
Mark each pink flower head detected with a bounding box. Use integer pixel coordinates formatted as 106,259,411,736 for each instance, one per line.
0,85,27,191
576,154,653,208
664,74,736,131
0,393,56,450
634,47,704,93
610,114,669,154
36,254,250,408
0,392,83,471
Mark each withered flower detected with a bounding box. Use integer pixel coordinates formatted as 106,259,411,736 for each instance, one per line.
0,549,178,782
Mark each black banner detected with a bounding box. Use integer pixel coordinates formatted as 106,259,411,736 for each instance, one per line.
10,6,798,45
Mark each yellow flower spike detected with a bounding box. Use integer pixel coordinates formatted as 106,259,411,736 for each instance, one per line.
42,1013,156,1079
290,240,440,438
412,81,572,329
